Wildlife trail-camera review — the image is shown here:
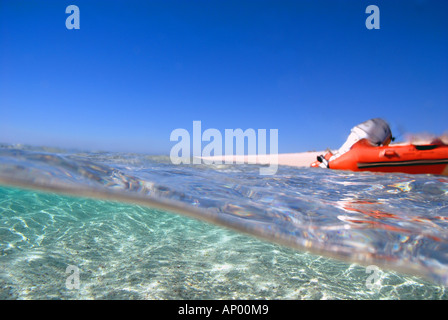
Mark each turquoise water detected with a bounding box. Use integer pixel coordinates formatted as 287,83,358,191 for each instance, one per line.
0,144,447,299
1,186,446,300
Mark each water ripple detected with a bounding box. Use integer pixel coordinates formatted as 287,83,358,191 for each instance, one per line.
0,144,447,287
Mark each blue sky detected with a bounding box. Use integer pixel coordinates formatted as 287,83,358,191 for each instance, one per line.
1,0,447,154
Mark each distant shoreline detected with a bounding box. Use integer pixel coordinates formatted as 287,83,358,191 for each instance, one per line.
201,151,325,168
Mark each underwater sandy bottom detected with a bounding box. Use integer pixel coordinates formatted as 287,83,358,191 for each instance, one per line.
0,186,446,300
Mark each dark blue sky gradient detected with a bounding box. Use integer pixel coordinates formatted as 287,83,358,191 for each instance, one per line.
1,0,447,153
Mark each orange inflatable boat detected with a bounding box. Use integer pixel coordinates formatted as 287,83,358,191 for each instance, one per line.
311,138,448,176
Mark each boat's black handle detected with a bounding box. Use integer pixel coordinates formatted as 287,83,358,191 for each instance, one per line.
382,150,399,158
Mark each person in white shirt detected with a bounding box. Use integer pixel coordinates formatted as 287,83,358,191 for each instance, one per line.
318,118,393,168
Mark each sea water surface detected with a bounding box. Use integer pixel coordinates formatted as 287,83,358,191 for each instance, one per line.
0,144,447,299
